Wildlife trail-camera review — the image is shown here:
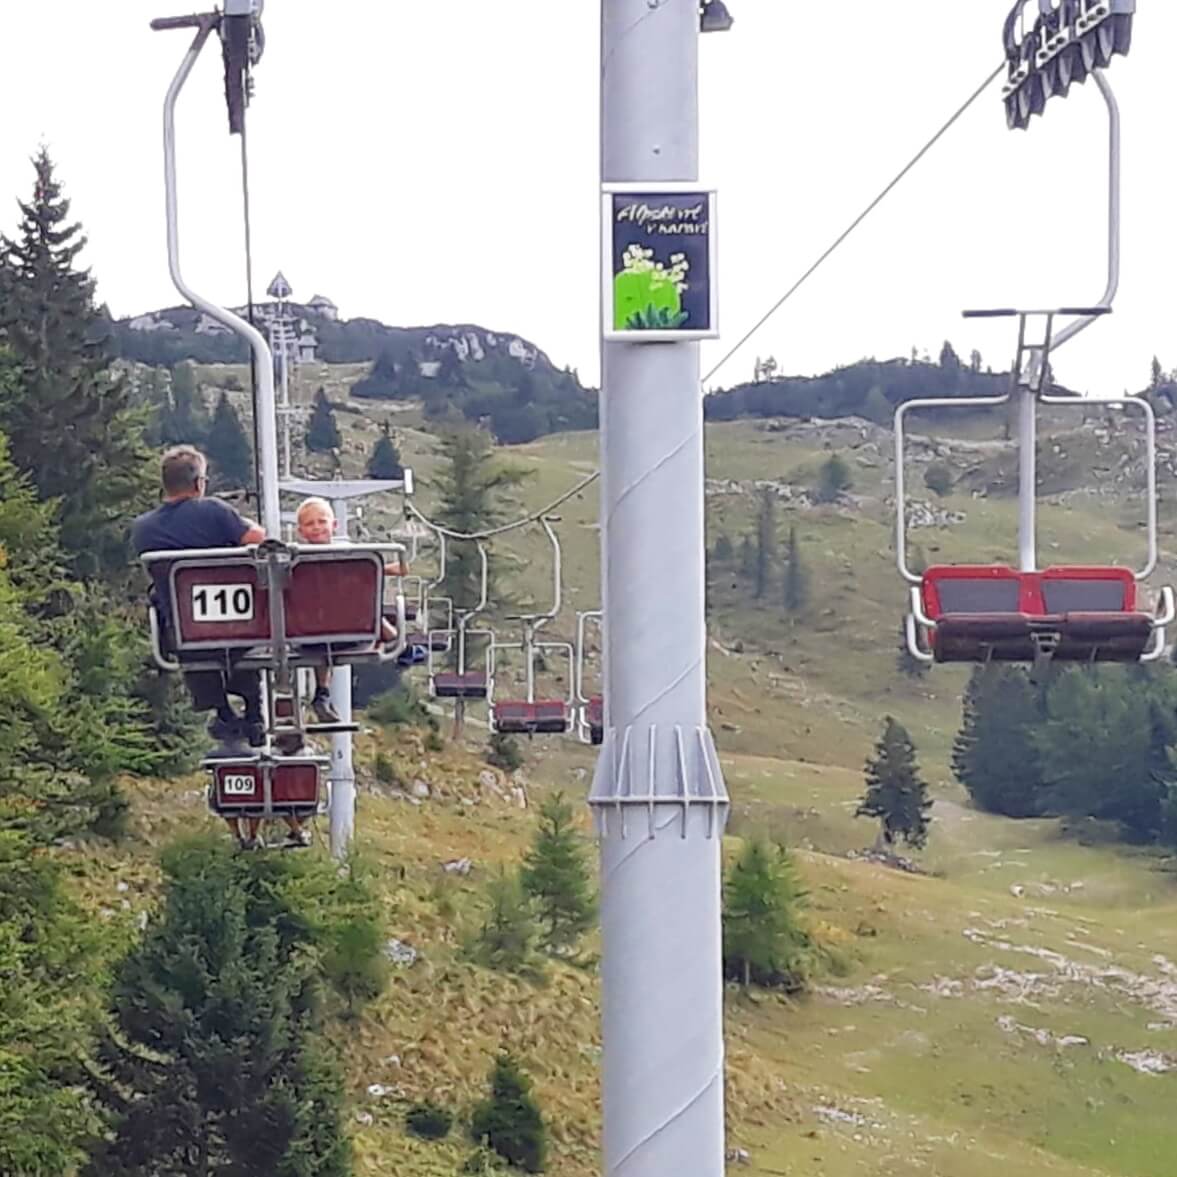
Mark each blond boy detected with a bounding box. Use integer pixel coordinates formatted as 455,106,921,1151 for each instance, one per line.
295,497,403,723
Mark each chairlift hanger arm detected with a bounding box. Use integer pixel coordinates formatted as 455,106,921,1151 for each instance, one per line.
155,6,281,536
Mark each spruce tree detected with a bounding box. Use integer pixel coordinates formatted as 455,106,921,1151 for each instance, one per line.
437,343,468,388
739,533,757,581
813,453,852,503
951,666,1045,818
521,791,597,953
857,716,932,849
754,487,776,599
0,149,152,580
84,839,353,1177
366,420,404,479
307,385,342,452
435,425,529,608
712,532,734,563
1031,667,1163,839
158,361,208,445
205,390,253,489
722,838,811,991
470,1053,547,1174
782,524,809,617
472,868,540,975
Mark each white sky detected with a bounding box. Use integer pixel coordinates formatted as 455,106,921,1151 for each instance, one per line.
0,1,1171,396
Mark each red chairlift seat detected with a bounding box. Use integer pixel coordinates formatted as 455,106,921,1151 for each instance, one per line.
918,564,1158,663
206,754,327,817
431,671,489,699
492,699,570,735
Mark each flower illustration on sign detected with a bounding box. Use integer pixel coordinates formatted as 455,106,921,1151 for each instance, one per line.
614,245,691,331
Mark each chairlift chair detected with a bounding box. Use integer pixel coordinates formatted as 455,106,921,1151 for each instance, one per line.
428,539,494,700
205,749,329,822
896,309,1174,672
901,38,1171,671
489,517,575,736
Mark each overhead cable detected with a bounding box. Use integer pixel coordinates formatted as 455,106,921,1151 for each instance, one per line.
703,61,1006,385
407,469,600,540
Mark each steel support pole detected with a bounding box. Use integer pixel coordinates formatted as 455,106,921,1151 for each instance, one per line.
591,4,729,1176
328,497,356,858
1017,386,1037,571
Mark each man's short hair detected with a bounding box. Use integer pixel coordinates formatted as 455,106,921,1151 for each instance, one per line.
160,446,207,494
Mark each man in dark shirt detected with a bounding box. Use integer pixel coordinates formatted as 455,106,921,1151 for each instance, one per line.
132,445,267,749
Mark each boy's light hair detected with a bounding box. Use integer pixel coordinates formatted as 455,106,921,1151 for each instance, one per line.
296,496,335,526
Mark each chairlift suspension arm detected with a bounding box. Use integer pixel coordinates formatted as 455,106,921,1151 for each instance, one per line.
155,11,281,537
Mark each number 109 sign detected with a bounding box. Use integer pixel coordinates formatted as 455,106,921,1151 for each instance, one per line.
191,583,255,623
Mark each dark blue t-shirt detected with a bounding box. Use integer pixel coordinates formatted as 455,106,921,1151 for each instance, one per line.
132,497,252,625
132,496,251,555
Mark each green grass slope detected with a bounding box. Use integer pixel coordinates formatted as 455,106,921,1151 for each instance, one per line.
120,370,1177,1174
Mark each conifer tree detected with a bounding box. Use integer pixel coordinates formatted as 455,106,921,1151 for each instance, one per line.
754,487,776,599
398,349,423,397
470,1053,547,1174
437,343,468,388
435,424,529,608
857,716,932,849
84,838,353,1177
521,791,597,953
1031,667,1166,838
722,838,811,990
0,149,152,580
739,533,757,581
204,390,253,489
366,420,404,479
158,361,208,445
712,532,734,563
307,385,342,452
782,523,809,617
472,868,540,974
952,666,1044,818
813,453,852,503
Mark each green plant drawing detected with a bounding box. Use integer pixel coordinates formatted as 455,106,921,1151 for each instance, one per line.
613,245,690,331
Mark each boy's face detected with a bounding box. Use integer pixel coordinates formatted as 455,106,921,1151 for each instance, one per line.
298,505,336,544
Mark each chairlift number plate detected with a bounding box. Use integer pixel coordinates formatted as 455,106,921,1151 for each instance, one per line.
222,773,256,797
191,583,254,623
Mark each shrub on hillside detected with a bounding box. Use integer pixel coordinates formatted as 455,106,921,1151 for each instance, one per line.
405,1102,454,1141
923,461,953,496
470,1054,547,1173
486,732,524,773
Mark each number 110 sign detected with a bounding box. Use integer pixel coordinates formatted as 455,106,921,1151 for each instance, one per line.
191,582,255,623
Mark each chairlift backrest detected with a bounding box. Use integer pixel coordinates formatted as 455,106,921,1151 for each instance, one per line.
146,543,394,652
1039,565,1136,612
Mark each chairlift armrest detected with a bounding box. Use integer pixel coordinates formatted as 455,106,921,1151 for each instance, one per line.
140,545,256,565
904,614,934,665
148,606,181,672
1153,585,1175,628
962,308,1019,319
910,585,937,630
377,593,408,664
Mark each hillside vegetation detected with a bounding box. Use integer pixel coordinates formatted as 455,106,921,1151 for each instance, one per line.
83,359,1177,1175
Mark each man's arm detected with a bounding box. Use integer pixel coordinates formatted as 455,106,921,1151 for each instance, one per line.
239,521,265,545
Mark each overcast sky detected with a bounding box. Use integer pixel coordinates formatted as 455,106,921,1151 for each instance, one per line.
0,1,1171,396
